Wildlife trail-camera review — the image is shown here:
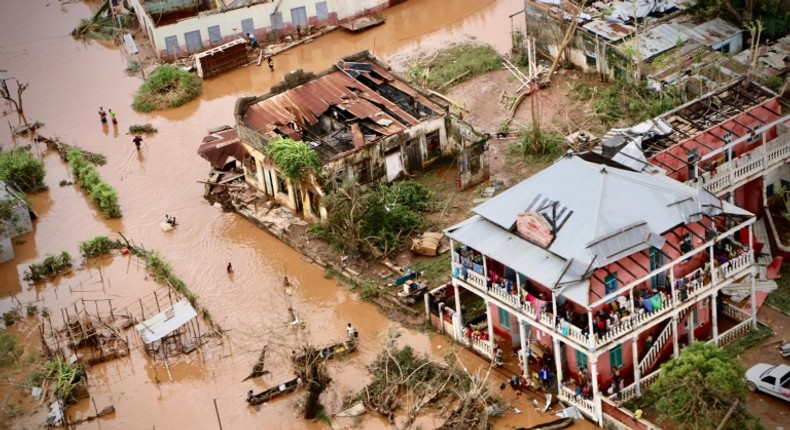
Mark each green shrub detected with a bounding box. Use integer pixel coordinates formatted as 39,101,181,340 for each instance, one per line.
23,251,73,282
132,65,202,112
66,149,122,218
78,236,124,258
0,148,46,192
264,136,321,181
2,310,21,328
128,123,157,134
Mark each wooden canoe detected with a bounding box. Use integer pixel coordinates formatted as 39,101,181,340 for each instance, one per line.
293,339,357,365
518,417,574,430
246,377,301,405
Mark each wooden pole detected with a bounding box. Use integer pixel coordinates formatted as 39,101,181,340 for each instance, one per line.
213,398,223,430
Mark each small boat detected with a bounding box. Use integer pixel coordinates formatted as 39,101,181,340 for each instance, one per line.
518,417,574,430
246,378,301,405
339,14,385,32
293,339,357,365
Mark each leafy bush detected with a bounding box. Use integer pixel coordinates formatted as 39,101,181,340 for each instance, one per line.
264,136,321,181
67,149,122,218
125,61,142,75
0,148,46,192
315,179,429,258
25,304,38,317
132,65,202,112
572,81,682,128
520,128,567,160
78,235,124,258
128,123,157,134
2,309,21,328
23,251,73,282
44,358,84,403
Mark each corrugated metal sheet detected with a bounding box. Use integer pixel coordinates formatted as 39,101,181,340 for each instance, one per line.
583,20,633,42
135,299,197,344
632,23,689,60
686,17,741,47
243,59,442,144
198,127,249,169
471,154,751,269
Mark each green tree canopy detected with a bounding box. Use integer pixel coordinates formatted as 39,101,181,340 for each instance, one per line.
0,148,46,192
651,342,757,430
264,136,321,181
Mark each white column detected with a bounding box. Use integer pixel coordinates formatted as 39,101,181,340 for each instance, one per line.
711,294,719,343
669,269,677,306
438,303,445,335
710,242,717,286
454,283,462,319
424,293,430,323
672,315,679,358
553,337,563,389
587,310,595,348
520,319,528,377
590,354,602,425
749,224,757,329
688,305,695,345
486,300,495,358
632,335,641,397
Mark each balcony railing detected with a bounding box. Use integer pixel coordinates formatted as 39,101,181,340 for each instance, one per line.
452,251,753,350
699,132,790,195
712,318,753,347
559,385,597,418
462,335,493,358
615,369,661,403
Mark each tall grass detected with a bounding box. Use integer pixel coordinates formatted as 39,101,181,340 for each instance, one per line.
408,43,501,90
132,65,202,112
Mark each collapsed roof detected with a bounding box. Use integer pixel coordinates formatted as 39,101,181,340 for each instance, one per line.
241,53,443,162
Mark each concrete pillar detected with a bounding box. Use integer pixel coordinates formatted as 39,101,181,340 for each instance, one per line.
424,293,430,323
688,305,695,345
438,303,445,335
711,294,719,343
553,336,563,390
749,224,757,329
590,353,602,425
669,268,677,305
588,310,595,348
672,315,679,358
453,283,463,340
632,335,641,397
486,300,495,358
710,242,717,286
520,319,528,377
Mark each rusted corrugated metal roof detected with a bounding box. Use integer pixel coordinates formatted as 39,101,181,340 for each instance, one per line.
198,127,249,169
632,23,690,60
243,60,442,141
582,19,634,42
686,18,741,47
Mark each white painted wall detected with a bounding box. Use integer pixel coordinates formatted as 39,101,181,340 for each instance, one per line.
131,0,388,58
329,0,388,20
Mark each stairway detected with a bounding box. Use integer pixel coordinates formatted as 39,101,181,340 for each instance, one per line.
638,307,692,375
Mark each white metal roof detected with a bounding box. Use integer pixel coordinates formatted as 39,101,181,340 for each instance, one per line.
686,18,742,47
460,154,751,284
629,23,690,60
135,299,197,344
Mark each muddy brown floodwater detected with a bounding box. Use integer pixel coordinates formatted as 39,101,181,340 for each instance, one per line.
0,0,596,429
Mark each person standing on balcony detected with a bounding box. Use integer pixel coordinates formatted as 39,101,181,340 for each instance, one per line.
645,334,654,351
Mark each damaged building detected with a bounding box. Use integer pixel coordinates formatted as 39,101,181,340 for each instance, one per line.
233,50,490,223
518,0,747,91
129,0,400,61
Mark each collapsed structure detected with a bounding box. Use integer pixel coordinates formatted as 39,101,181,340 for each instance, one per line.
516,0,757,92
232,50,489,223
128,0,399,61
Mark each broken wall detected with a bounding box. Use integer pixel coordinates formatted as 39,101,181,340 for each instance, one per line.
141,0,203,16
446,114,490,190
330,0,389,21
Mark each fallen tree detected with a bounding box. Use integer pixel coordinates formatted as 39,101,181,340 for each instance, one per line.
352,344,499,429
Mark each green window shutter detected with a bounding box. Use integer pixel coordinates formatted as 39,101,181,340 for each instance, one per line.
575,349,588,369
498,307,510,329
609,344,623,368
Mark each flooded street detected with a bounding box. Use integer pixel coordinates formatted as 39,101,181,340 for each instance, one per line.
0,0,594,428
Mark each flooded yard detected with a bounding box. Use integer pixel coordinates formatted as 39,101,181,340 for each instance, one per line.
0,0,597,428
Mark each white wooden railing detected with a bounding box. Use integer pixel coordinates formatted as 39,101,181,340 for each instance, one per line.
638,321,673,375
488,284,521,309
713,318,753,347
616,369,662,403
722,302,751,322
699,132,790,195
559,385,597,417
466,335,493,358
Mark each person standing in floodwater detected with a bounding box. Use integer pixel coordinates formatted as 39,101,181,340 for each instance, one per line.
267,57,274,72
98,107,107,124
227,262,233,273
109,108,117,125
132,134,143,150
